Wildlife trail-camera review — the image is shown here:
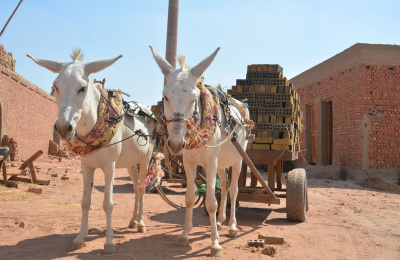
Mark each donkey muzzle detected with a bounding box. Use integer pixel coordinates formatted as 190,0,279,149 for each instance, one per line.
54,120,75,140
167,138,186,155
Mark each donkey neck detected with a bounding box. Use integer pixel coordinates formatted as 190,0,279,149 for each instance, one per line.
76,83,101,137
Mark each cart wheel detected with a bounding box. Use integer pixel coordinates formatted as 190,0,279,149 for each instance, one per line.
286,168,307,222
305,177,309,211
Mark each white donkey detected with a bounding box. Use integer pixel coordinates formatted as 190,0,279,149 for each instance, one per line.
28,50,156,254
150,46,251,257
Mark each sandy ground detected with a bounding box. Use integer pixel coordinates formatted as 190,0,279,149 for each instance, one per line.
0,156,399,260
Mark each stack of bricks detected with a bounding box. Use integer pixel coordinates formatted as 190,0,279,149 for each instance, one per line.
227,64,301,151
150,100,163,119
49,140,74,159
1,135,19,161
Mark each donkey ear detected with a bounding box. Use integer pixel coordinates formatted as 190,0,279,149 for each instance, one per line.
85,55,123,75
26,54,64,73
190,47,220,78
149,45,175,76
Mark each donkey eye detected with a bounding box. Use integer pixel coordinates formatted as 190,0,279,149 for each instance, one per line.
163,96,169,102
52,85,58,92
78,88,86,94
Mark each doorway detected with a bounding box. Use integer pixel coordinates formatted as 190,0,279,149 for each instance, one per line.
323,101,333,165
307,104,316,164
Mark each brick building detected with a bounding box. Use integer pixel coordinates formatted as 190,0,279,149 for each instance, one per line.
290,43,400,182
0,44,58,160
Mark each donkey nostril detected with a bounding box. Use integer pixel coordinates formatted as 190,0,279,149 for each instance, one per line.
182,141,186,148
54,124,58,131
67,125,73,132
168,140,171,147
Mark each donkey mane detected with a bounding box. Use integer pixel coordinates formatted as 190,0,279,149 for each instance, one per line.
70,48,84,62
178,55,189,69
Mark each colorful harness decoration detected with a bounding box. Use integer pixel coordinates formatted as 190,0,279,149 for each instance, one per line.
185,81,221,150
67,84,123,156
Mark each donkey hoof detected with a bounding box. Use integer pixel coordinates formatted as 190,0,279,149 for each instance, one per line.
217,223,223,231
229,229,238,238
210,244,223,257
71,240,85,250
137,224,146,233
129,220,138,228
177,236,189,246
104,243,116,254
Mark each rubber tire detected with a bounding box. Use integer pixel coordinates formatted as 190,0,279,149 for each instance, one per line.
286,168,307,222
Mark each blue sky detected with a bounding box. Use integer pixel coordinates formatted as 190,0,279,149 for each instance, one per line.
1,0,399,107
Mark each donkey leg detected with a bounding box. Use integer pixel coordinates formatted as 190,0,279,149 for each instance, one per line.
217,168,228,231
136,160,149,233
72,165,95,250
228,161,241,238
205,161,222,257
103,162,116,254
177,162,197,246
127,166,139,229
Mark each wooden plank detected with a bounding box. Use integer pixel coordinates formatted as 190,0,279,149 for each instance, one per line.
271,143,291,151
246,150,297,165
252,144,270,150
238,163,247,188
18,150,43,170
231,138,277,200
267,163,275,190
237,193,280,204
250,165,258,187
6,169,27,176
276,160,283,190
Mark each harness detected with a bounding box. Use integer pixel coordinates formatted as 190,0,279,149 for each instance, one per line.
156,80,254,150
185,81,220,149
67,80,154,156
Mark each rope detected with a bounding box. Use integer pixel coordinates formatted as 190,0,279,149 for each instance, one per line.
298,149,311,170
272,150,285,165
140,152,165,188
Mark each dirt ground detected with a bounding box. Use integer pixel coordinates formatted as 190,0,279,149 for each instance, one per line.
0,156,399,260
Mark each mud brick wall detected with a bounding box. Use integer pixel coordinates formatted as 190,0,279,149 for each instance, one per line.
360,64,400,169
0,44,15,71
290,43,400,170
0,44,57,159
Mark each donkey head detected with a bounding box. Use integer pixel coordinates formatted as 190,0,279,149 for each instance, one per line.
149,46,220,155
27,49,122,140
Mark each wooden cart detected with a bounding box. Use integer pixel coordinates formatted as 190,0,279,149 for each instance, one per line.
152,135,308,222
231,135,308,222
